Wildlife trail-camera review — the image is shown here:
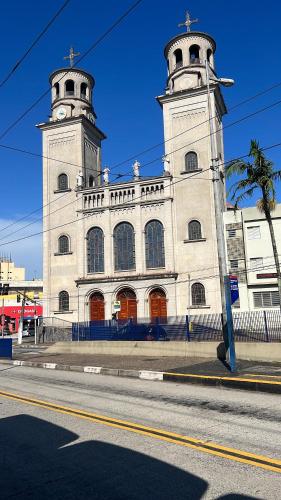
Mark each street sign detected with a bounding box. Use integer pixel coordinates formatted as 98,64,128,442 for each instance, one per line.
229,275,239,304
113,301,121,312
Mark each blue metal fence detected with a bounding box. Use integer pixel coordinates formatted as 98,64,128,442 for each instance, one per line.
72,309,281,342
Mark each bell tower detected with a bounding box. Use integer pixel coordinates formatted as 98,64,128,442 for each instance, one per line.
157,13,231,313
37,51,106,318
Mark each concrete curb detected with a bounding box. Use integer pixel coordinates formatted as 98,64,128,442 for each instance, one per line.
1,359,281,394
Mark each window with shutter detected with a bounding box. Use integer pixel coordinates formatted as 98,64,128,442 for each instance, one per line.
230,260,238,269
253,291,280,308
247,226,261,240
228,229,236,238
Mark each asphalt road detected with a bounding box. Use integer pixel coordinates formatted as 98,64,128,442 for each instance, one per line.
0,364,280,499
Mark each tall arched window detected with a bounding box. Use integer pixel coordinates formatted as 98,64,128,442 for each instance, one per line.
174,48,183,69
114,222,135,271
192,283,206,306
54,82,60,98
59,291,69,311
185,152,198,171
81,82,88,99
65,79,74,96
88,175,94,187
58,173,68,191
188,220,202,241
145,220,165,268
189,44,200,64
58,235,70,254
207,48,212,64
87,227,104,273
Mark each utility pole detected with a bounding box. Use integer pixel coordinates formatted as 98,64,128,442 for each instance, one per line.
205,60,236,370
18,288,26,345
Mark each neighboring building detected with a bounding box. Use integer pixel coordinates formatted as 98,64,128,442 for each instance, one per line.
0,257,25,281
224,205,281,311
0,280,43,332
38,19,231,322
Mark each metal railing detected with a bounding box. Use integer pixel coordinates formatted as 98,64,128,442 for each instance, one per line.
38,316,72,343
72,309,281,342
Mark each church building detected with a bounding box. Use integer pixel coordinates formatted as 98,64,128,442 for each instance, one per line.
38,15,230,323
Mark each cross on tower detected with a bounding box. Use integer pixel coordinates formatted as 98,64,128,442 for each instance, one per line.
178,11,198,32
64,47,80,67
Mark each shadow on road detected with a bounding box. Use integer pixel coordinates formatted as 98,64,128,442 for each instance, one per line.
0,414,208,499
0,414,262,499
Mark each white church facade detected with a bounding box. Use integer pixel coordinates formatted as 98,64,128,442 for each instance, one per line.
38,19,230,323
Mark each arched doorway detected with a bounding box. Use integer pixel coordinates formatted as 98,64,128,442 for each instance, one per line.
116,288,137,320
149,288,167,321
89,292,105,321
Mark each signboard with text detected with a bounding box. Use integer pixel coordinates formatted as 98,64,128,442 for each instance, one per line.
229,275,239,305
113,301,121,312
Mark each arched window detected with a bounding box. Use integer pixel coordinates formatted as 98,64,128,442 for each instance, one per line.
185,152,198,171
207,48,212,64
145,220,165,268
89,175,94,187
58,235,69,254
65,79,74,96
81,82,88,99
114,222,135,271
174,48,183,69
87,227,104,273
54,82,60,98
192,283,206,306
189,44,200,64
188,220,202,241
58,173,68,191
59,291,69,311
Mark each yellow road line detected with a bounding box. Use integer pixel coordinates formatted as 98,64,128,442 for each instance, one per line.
0,389,280,473
245,373,281,380
164,371,281,385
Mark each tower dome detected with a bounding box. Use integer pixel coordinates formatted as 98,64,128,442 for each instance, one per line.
164,12,216,94
49,48,96,123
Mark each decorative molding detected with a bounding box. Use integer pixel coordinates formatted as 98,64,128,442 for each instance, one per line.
54,252,73,256
54,188,72,194
183,238,206,244
76,272,178,285
49,135,75,148
84,140,97,152
110,206,136,215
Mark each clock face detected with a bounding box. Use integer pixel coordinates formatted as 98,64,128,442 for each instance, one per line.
56,107,67,120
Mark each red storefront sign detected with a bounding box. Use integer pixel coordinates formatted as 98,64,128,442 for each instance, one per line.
1,305,43,332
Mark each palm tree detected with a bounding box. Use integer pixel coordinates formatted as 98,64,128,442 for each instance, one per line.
226,140,281,311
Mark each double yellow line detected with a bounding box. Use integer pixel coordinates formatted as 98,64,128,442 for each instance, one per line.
1,389,280,474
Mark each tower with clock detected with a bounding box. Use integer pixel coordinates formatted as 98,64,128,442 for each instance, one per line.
37,49,106,317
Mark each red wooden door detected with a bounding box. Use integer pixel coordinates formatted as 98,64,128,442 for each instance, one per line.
90,293,105,321
149,289,167,321
117,289,137,320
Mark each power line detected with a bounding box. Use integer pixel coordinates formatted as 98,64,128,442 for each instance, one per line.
1,97,281,241
0,71,280,238
0,0,71,89
2,134,281,246
0,167,211,247
30,261,281,303
0,0,144,141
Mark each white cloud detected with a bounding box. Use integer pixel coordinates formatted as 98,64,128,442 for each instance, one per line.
0,218,42,280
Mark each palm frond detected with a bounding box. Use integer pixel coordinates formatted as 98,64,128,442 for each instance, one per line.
225,160,249,178
272,170,281,182
231,186,257,204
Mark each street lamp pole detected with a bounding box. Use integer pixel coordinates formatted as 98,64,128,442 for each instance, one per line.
205,60,236,370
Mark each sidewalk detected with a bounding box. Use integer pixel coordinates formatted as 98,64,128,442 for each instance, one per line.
2,349,281,394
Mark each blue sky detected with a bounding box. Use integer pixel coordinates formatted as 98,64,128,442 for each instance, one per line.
0,0,281,278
